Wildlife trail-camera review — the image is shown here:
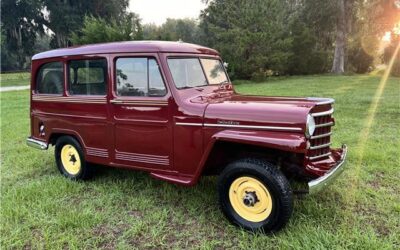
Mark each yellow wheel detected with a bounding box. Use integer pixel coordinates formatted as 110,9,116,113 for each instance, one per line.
55,136,92,180
229,176,273,222
218,158,293,233
60,144,81,175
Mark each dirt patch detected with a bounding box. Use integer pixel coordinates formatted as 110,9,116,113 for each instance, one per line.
92,223,129,249
127,210,143,218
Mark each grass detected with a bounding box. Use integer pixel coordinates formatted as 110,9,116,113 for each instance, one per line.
1,75,399,249
0,72,30,87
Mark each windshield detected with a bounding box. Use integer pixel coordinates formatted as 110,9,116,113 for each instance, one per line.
168,58,228,89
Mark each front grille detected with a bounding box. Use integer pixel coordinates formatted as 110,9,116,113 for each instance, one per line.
308,108,334,160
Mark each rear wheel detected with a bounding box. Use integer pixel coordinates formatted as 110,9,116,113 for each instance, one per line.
55,136,92,180
217,158,293,233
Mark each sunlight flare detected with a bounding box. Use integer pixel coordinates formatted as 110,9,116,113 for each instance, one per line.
345,39,400,209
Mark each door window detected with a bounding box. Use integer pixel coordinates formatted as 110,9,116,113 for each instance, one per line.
116,58,167,97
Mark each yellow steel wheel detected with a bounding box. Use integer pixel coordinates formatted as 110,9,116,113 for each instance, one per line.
229,176,273,222
60,144,81,175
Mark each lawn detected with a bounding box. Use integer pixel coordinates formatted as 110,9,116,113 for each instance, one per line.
0,72,30,87
1,75,399,249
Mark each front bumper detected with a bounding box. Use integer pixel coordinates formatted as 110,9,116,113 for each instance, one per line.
308,144,348,194
27,137,48,150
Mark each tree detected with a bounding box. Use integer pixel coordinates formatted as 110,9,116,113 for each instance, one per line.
70,14,142,45
331,0,347,74
1,0,47,70
142,18,199,43
287,21,330,74
199,0,293,79
383,34,400,76
43,0,130,48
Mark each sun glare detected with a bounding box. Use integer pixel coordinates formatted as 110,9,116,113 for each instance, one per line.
393,23,400,35
382,31,392,42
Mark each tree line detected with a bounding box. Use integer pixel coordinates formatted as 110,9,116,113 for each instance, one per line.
1,0,399,78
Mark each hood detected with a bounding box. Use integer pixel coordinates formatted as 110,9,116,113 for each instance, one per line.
201,93,333,133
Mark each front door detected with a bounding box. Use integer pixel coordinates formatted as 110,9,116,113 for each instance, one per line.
110,54,172,170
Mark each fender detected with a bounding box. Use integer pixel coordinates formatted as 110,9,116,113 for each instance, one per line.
48,128,87,149
189,129,307,185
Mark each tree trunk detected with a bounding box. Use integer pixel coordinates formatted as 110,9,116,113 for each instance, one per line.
331,0,346,74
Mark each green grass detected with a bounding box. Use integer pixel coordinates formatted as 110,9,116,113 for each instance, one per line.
0,72,30,87
1,75,399,249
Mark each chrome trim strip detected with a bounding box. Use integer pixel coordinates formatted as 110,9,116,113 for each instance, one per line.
175,122,203,127
32,111,106,120
115,155,169,165
26,137,48,150
308,152,332,161
311,109,334,117
110,99,123,104
116,151,168,159
87,152,109,158
203,123,302,131
308,144,347,194
313,98,335,106
310,142,332,150
110,99,168,106
116,154,169,162
315,122,334,128
86,147,107,152
310,132,332,139
32,97,107,104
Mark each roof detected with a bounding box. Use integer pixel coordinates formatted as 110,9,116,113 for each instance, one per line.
32,41,219,60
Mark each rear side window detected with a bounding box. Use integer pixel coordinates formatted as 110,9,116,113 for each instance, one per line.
116,58,167,97
36,62,64,94
68,59,107,95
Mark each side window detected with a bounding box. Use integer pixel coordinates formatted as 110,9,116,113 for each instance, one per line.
116,58,167,97
68,59,107,95
36,62,64,94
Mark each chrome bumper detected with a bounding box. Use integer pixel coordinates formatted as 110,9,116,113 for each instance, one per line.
26,137,48,150
308,144,348,194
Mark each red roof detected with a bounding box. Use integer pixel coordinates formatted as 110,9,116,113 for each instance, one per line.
32,41,219,60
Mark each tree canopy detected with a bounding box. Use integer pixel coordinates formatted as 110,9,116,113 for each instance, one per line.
1,0,399,77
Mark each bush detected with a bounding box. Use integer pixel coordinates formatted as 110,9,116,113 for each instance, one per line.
347,39,374,74
250,69,275,82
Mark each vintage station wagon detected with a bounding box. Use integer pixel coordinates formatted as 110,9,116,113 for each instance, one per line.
27,41,347,232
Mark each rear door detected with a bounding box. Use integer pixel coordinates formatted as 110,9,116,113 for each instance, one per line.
110,53,173,170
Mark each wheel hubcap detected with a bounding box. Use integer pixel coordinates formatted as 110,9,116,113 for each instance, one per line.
61,144,81,175
229,176,273,222
243,191,259,207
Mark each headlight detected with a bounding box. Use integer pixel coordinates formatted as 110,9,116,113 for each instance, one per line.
306,114,315,138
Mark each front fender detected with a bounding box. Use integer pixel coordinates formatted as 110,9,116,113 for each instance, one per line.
190,129,307,185
210,129,307,153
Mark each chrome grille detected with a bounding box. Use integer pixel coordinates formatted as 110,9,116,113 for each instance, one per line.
309,108,334,160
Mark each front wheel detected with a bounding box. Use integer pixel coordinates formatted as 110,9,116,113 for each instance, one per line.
217,158,293,233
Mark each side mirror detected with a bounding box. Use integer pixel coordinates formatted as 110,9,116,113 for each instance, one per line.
223,62,229,69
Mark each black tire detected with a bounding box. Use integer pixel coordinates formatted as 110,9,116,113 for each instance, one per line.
217,158,293,233
55,136,92,180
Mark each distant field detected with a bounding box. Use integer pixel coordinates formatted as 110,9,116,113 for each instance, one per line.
1,75,399,249
0,72,30,87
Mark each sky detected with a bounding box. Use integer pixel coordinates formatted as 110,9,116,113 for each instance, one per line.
129,0,206,25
